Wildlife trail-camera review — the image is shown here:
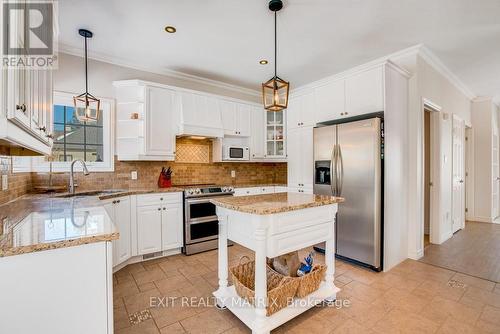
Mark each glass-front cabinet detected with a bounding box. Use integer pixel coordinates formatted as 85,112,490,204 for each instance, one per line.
265,110,286,158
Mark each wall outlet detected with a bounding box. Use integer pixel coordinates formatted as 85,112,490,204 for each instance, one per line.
131,171,138,180
1,175,8,191
231,170,236,178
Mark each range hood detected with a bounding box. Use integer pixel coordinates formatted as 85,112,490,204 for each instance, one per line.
176,91,224,138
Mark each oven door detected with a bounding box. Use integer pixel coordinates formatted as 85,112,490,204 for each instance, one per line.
184,195,232,244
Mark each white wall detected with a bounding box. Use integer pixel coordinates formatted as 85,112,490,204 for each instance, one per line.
404,54,472,259
54,53,259,103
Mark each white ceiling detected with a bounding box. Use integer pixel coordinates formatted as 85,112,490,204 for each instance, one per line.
58,0,500,99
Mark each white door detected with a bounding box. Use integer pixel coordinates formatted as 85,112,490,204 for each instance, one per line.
114,197,132,266
145,87,176,156
137,205,163,255
161,204,183,250
452,115,466,233
492,127,500,219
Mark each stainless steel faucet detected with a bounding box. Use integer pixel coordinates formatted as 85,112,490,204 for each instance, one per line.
69,160,90,194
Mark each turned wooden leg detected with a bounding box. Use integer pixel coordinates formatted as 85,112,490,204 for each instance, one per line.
253,227,268,331
214,211,229,308
324,208,336,298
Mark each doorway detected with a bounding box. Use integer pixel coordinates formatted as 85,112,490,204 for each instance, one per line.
423,110,432,247
452,115,466,233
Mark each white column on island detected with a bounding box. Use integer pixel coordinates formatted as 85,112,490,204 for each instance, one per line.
324,207,336,299
253,224,268,332
215,211,229,307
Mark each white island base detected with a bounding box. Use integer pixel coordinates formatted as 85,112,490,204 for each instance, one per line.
211,194,341,334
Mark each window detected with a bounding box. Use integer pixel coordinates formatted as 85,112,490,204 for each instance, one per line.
29,91,115,172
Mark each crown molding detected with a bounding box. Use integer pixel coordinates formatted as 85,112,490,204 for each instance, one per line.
57,43,260,98
417,45,476,100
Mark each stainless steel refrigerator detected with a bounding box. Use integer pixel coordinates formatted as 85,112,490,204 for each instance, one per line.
313,116,383,271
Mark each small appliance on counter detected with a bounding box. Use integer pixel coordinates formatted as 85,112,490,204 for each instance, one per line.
158,167,172,188
222,145,250,161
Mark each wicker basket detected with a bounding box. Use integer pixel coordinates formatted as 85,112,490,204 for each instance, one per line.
294,264,327,298
230,256,299,316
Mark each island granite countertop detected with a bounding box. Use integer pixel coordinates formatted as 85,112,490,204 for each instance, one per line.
211,192,344,215
0,194,119,257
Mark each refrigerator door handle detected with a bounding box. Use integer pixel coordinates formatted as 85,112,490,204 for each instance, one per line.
338,144,344,196
330,145,337,196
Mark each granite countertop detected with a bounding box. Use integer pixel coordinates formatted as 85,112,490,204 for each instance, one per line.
210,192,344,215
0,194,119,257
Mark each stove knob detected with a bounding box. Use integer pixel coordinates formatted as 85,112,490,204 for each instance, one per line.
187,189,194,195
222,187,227,192
195,189,201,194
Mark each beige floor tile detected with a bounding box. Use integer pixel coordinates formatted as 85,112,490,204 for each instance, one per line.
342,280,385,303
475,319,500,334
372,287,429,313
463,286,500,308
159,322,186,334
286,313,336,334
138,282,157,292
120,262,146,275
133,267,167,285
158,261,184,278
436,317,481,334
419,295,481,325
412,279,466,302
150,301,198,329
338,296,389,328
341,267,379,285
178,262,212,277
116,319,160,334
222,326,251,334
372,308,440,334
155,275,194,294
115,280,140,299
180,308,236,334
494,284,500,294
116,273,136,285
114,306,131,331
480,305,500,326
123,288,162,314
370,272,422,292
452,272,496,291
333,319,374,334
335,275,353,286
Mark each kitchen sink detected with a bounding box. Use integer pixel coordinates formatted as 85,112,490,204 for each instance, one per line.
55,190,127,198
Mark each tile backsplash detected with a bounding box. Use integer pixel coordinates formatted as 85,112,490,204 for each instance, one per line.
31,138,287,191
0,156,32,206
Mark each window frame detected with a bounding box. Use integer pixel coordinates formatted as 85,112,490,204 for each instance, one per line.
31,91,115,172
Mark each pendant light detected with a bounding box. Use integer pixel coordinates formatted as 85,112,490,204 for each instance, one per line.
262,0,289,112
73,29,100,122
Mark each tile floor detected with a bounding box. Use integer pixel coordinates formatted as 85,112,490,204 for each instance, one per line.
113,244,500,333
420,221,500,282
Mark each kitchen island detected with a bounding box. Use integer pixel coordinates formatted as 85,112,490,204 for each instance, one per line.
211,192,344,334
0,195,118,334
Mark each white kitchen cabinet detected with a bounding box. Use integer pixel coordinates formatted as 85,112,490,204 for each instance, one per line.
136,192,183,256
287,92,316,129
161,203,183,250
137,205,163,255
250,107,266,160
104,197,132,267
314,79,345,123
233,186,287,196
265,110,286,158
177,91,224,137
114,81,176,161
145,86,176,157
220,100,251,137
345,66,384,116
287,126,313,191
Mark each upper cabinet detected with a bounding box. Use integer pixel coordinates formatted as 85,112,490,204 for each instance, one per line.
220,100,251,137
265,110,286,158
250,106,266,160
314,80,345,123
114,81,176,161
345,67,384,116
288,92,316,129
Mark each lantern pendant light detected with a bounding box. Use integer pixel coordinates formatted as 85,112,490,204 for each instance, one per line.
74,29,100,122
262,0,289,112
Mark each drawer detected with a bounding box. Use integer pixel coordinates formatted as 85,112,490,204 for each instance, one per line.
137,192,182,206
234,187,261,196
259,186,275,194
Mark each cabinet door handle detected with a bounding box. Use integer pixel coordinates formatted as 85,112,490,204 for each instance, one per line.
38,126,46,132
16,104,26,113
160,198,163,201
116,199,121,203
45,133,53,139
158,208,161,211
112,200,116,204
163,207,166,210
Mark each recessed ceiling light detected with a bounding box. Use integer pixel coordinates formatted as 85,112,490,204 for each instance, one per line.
164,26,176,33
259,59,268,65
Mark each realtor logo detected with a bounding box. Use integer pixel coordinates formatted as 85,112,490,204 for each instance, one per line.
2,0,58,68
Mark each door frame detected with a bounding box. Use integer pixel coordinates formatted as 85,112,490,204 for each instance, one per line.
465,127,474,221
421,99,442,249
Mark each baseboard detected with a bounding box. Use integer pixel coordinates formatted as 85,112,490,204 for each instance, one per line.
408,248,423,260
438,231,453,244
468,216,493,223
112,248,182,273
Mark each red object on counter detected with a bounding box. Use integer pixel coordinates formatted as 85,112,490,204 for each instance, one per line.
158,173,172,188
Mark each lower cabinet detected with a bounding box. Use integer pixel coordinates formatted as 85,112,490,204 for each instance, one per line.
136,205,163,255
104,197,132,267
136,193,183,256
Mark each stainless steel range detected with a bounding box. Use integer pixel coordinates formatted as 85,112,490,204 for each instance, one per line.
182,185,234,255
